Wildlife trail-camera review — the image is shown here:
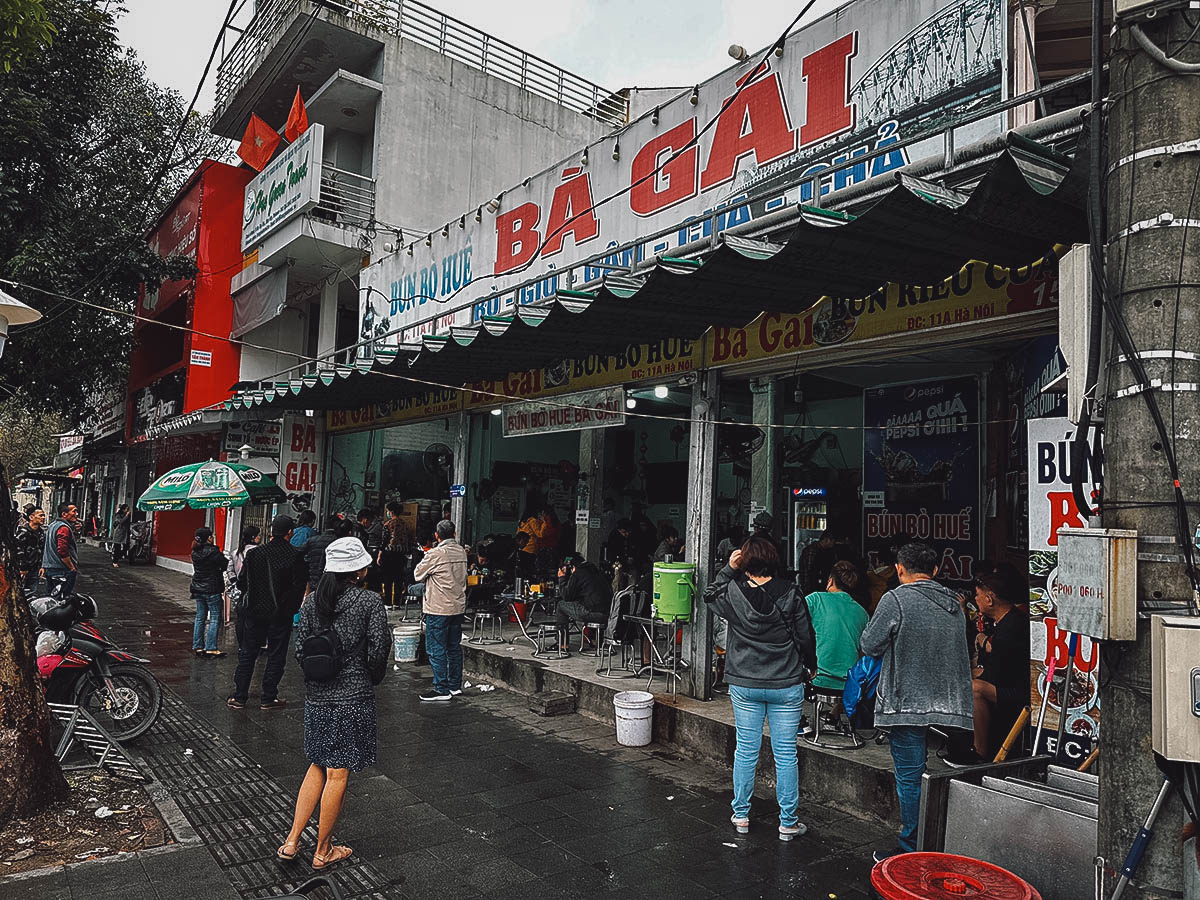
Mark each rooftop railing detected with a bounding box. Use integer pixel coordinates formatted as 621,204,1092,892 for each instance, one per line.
216,0,628,127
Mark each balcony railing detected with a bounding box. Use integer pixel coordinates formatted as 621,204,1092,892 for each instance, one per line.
217,0,628,127
315,165,377,229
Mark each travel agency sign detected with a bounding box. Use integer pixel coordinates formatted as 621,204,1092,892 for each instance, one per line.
242,124,324,252
362,0,1005,348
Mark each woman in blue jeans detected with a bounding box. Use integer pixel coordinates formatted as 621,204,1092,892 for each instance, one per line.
190,527,229,656
706,535,817,840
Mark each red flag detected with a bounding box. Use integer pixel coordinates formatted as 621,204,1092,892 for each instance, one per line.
284,87,309,143
237,114,281,172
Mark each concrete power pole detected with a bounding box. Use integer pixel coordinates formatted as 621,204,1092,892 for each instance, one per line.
1101,7,1200,898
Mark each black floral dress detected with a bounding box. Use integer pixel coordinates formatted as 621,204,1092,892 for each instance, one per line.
295,586,389,771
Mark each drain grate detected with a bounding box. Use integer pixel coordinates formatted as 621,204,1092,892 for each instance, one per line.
129,685,401,899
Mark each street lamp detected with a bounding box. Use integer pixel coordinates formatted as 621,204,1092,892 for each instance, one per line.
0,287,42,359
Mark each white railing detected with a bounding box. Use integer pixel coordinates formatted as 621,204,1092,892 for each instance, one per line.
216,0,628,127
318,165,376,228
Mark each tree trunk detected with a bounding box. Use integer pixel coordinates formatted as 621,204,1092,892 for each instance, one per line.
0,464,68,825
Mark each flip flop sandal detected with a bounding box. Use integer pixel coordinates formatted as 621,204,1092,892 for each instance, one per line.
277,842,299,861
312,845,353,869
205,650,226,658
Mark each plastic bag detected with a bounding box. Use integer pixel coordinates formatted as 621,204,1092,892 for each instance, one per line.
36,629,69,656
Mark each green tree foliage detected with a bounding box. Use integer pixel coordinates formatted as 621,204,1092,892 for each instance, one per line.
0,0,55,71
0,399,61,477
0,0,230,421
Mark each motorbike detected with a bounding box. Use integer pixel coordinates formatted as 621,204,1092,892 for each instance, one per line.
31,589,163,741
126,520,153,564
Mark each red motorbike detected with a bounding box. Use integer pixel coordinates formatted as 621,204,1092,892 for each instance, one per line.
32,590,162,741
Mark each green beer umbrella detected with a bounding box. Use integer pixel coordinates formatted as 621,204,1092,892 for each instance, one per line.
137,460,286,511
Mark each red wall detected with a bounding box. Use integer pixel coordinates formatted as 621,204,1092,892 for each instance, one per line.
151,432,222,563
186,162,253,413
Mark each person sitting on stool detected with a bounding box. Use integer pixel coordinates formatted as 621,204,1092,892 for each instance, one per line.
555,553,612,650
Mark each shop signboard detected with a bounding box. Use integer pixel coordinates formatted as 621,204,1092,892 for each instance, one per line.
223,420,283,456
142,178,201,316
709,255,1059,368
279,415,323,517
326,387,462,432
86,393,127,442
862,375,981,583
1026,416,1102,761
132,370,186,438
241,124,324,252
327,254,1055,436
501,387,625,438
362,0,1006,347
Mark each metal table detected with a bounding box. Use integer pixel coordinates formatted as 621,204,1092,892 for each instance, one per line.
625,614,687,699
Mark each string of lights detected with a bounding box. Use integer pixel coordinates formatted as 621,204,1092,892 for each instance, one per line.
5,276,1034,435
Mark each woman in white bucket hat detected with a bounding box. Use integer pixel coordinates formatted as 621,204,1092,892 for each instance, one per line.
277,537,388,870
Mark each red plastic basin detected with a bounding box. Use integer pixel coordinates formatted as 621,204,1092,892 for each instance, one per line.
872,852,1041,900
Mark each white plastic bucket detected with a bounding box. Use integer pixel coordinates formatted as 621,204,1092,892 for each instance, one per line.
613,690,655,747
392,624,422,662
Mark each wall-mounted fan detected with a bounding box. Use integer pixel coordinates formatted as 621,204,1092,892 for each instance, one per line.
718,424,766,463
423,442,453,477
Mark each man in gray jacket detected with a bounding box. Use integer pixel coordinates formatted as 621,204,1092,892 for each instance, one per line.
860,542,972,859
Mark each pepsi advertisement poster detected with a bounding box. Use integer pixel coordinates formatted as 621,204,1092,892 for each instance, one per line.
862,376,981,583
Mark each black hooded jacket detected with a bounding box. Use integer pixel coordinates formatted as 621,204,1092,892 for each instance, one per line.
190,543,229,596
705,566,817,690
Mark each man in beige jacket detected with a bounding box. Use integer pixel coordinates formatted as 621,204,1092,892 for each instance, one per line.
413,519,468,701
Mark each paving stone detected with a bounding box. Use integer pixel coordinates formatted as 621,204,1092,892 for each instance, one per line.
64,547,895,900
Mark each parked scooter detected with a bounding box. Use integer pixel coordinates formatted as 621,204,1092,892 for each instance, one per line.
126,519,152,564
31,589,162,741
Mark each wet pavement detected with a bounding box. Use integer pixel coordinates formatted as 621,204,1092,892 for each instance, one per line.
5,546,891,899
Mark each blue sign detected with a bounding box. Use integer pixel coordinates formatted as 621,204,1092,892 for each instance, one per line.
449,484,466,498
792,487,828,498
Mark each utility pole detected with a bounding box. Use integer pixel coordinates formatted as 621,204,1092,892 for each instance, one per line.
1101,6,1200,897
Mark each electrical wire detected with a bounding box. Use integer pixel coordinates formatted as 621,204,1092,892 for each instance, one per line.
375,0,823,316
72,0,243,302
3,276,1037,436
1096,39,1200,593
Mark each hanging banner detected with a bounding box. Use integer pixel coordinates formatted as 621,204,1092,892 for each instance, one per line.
1026,416,1103,761
862,375,981,583
501,387,625,438
361,0,1006,346
279,415,324,518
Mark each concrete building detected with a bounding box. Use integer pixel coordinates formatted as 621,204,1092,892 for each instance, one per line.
212,0,626,382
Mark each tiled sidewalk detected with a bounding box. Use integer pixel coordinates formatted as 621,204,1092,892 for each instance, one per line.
4,548,890,899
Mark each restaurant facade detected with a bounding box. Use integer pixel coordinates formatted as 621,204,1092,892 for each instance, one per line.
210,0,1102,770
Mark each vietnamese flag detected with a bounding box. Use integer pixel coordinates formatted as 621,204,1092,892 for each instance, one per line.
284,87,309,143
237,113,281,172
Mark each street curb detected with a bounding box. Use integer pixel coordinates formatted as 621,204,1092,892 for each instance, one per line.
0,771,200,886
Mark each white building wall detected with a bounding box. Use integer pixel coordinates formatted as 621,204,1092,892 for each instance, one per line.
372,37,615,236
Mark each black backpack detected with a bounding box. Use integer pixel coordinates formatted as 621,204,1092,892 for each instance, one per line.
298,618,363,682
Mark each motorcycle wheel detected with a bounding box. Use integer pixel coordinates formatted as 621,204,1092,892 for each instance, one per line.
72,663,163,741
